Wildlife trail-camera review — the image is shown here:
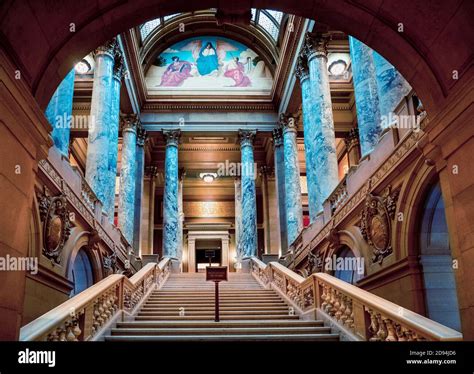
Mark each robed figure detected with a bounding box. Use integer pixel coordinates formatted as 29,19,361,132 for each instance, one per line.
196,42,219,76
159,56,192,87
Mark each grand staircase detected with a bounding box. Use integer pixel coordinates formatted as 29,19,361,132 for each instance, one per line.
105,272,339,341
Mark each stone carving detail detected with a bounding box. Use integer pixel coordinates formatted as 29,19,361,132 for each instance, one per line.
295,55,309,81
359,185,400,264
37,188,73,263
306,251,323,275
103,250,117,275
302,32,331,60
163,129,181,147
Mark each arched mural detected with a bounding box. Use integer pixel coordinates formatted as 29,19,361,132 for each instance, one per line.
146,36,273,95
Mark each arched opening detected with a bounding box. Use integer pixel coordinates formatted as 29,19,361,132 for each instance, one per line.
70,247,95,297
332,245,364,285
419,182,461,331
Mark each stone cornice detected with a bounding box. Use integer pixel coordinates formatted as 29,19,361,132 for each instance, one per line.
142,102,276,112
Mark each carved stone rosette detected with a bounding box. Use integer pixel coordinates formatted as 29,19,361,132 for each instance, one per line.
359,185,400,264
37,189,73,263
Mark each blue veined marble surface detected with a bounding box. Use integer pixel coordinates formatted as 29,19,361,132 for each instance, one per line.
85,52,114,206
162,143,179,258
373,51,412,125
273,143,288,252
234,179,243,257
302,56,339,218
45,69,75,157
133,144,145,251
349,37,382,156
240,143,257,257
104,74,121,222
118,127,137,243
300,77,320,222
283,127,303,245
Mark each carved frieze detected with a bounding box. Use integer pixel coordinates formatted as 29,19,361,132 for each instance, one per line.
359,185,400,264
36,188,73,263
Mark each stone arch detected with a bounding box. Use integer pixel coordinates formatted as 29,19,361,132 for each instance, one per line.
396,155,438,259
324,226,369,281
0,1,470,114
64,229,103,284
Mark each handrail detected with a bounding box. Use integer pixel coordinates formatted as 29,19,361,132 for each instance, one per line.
20,257,172,341
249,257,463,341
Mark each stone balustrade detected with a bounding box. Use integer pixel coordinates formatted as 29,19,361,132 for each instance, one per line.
20,258,171,341
326,175,348,214
249,257,462,341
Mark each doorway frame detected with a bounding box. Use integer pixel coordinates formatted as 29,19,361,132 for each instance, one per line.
186,231,230,273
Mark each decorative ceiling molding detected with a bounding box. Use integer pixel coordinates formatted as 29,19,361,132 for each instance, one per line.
142,102,276,112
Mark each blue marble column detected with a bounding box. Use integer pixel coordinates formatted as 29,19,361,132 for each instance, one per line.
348,36,382,157
133,127,147,253
104,51,124,222
118,115,139,244
280,114,303,245
238,130,258,258
162,129,181,258
45,68,75,157
272,127,288,254
373,51,412,126
177,168,186,261
234,177,243,258
297,32,339,220
85,39,117,207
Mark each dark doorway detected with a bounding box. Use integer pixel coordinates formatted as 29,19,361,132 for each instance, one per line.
195,239,222,272
71,248,94,296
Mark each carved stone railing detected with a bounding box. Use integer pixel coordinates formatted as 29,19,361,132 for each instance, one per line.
20,258,171,341
249,258,462,341
326,175,348,213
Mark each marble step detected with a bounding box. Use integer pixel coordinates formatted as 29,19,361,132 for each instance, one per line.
137,310,292,316
116,320,325,329
104,333,340,342
140,306,290,312
110,326,332,336
133,315,301,321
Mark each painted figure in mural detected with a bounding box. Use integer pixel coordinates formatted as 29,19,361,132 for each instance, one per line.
196,42,219,76
224,57,251,87
159,56,192,87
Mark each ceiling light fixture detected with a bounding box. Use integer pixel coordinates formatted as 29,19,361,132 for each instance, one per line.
74,59,91,75
199,172,218,183
328,60,347,76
